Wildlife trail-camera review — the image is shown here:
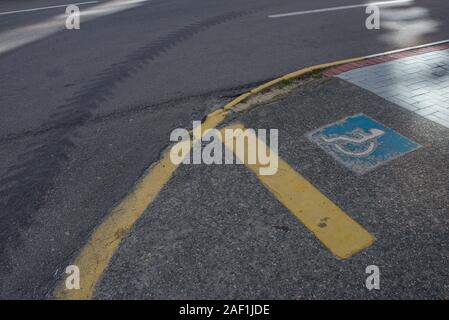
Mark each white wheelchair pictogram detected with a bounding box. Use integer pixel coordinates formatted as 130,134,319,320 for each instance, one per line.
321,128,385,157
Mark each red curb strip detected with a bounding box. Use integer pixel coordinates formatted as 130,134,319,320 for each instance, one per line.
323,44,449,77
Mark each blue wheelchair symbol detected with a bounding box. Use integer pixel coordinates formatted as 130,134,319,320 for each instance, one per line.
307,114,421,174
321,127,385,157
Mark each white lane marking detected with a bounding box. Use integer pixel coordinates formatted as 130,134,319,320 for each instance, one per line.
268,0,413,18
0,1,99,16
0,0,151,56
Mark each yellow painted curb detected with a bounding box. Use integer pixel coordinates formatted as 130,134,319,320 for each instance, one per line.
54,55,366,300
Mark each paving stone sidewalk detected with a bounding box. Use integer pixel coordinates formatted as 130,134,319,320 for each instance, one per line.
336,48,449,128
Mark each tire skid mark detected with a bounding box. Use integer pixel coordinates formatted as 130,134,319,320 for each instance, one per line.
0,11,247,267
0,81,261,146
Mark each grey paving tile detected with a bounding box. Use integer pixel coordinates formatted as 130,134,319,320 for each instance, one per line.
339,49,449,128
415,107,438,117
426,114,449,128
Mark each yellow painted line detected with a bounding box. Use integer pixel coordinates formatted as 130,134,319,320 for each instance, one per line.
55,149,178,300
250,78,285,94
54,55,371,299
219,123,374,259
55,110,231,300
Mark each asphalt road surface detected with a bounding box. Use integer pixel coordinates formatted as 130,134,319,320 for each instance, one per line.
0,0,448,299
